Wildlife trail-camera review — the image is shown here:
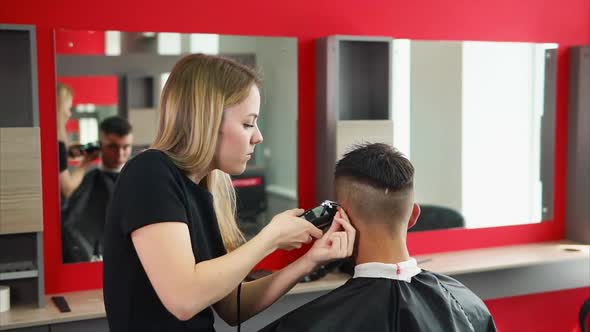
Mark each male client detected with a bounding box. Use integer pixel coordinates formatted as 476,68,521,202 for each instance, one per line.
259,143,496,332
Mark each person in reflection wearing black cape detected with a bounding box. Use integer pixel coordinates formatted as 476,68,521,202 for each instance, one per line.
61,116,133,263
259,143,497,332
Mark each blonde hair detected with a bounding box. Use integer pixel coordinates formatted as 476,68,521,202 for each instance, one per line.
56,82,73,109
56,82,74,144
56,82,74,98
151,54,260,251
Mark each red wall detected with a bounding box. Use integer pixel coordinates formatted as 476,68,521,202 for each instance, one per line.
55,29,104,55
485,287,590,332
1,0,589,330
55,30,118,106
57,76,118,106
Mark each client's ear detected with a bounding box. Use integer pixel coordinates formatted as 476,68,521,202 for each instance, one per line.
407,203,421,229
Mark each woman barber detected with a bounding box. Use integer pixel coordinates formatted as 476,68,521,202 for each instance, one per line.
55,83,97,199
102,53,356,332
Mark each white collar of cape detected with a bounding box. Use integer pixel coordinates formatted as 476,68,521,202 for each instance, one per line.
353,258,422,283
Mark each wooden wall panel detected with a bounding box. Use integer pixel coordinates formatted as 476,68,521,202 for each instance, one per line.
0,127,43,234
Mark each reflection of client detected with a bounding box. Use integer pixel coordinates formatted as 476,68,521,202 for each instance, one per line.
61,116,133,263
56,83,95,199
95,116,134,175
260,143,496,332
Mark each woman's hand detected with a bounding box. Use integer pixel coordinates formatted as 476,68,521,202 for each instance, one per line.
260,209,323,251
301,208,356,270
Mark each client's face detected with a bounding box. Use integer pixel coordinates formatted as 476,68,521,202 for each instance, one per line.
100,133,133,170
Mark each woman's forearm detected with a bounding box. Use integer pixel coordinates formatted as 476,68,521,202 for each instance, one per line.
222,211,356,324
183,229,279,318
134,211,323,322
59,163,90,198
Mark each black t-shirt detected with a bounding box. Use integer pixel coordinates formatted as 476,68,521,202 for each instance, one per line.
103,149,227,332
58,141,68,173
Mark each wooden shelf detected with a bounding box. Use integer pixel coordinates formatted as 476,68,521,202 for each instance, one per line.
0,289,105,331
0,270,38,281
1,240,588,330
292,241,590,295
416,241,589,275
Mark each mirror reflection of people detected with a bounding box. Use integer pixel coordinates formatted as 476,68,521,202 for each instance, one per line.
61,116,133,263
56,83,95,198
97,116,133,173
67,116,133,176
103,54,356,332
260,143,497,332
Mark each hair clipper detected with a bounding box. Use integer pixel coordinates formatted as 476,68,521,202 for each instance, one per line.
68,142,100,158
299,200,340,229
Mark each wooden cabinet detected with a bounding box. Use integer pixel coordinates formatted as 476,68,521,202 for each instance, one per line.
315,35,395,203
0,24,45,309
566,46,590,244
0,128,43,234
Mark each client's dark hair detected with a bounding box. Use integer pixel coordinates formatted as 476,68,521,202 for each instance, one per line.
335,143,415,224
99,116,132,136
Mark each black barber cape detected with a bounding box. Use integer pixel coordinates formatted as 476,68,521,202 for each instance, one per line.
259,259,496,332
61,169,118,263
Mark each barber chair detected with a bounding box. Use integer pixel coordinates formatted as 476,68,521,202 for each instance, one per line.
580,297,590,332
232,166,267,239
410,204,465,232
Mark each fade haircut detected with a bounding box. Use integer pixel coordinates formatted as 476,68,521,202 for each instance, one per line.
99,116,132,137
335,143,415,226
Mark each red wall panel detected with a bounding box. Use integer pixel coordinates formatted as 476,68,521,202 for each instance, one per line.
55,29,104,54
1,1,588,329
57,76,118,106
485,287,590,332
55,30,118,106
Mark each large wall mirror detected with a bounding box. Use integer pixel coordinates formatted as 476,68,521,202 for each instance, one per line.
322,37,557,232
393,40,558,231
54,29,298,264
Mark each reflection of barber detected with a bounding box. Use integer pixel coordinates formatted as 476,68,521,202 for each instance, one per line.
103,54,356,332
61,117,133,263
56,83,95,198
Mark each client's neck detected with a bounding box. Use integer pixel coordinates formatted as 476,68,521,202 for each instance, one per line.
354,224,411,265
